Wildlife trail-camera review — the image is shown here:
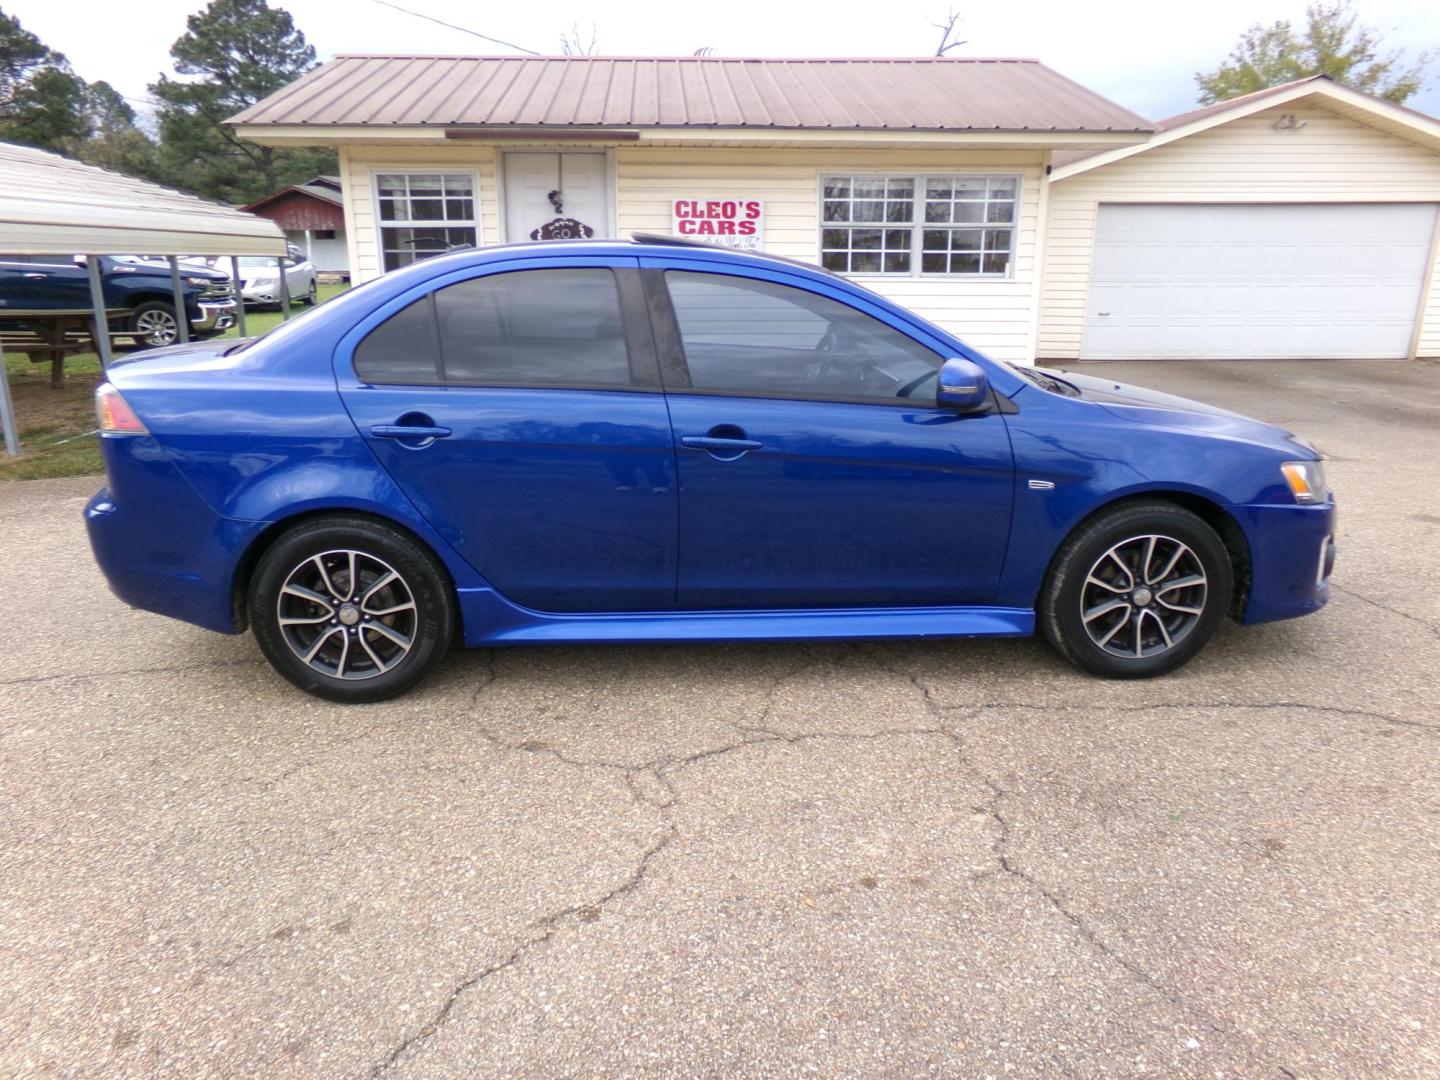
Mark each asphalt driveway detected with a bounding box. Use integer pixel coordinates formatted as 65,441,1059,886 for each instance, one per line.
2,360,1438,1078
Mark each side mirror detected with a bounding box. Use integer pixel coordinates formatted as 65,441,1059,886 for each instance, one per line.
936,357,990,412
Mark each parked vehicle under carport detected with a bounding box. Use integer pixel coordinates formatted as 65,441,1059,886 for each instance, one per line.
0,254,236,348
228,250,317,309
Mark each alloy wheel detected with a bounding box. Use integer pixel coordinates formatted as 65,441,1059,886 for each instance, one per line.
275,549,417,680
1079,534,1208,658
135,308,178,346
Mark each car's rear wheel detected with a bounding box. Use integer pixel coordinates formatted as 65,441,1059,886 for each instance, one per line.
129,300,179,348
249,517,454,702
1040,501,1232,679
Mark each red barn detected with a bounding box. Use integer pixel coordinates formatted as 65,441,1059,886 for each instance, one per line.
242,176,349,278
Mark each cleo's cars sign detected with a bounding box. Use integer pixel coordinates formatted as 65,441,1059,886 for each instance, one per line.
672,199,764,249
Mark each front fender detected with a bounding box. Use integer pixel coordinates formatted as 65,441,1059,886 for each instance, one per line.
995,390,1275,609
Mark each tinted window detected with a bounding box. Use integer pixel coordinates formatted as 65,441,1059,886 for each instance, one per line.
436,269,630,386
353,295,441,384
665,271,941,402
352,268,632,387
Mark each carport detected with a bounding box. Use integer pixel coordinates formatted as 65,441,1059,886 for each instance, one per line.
0,140,288,455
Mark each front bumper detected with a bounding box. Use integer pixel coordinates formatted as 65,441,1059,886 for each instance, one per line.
239,281,304,305
193,300,236,334
239,282,281,305
1235,498,1337,625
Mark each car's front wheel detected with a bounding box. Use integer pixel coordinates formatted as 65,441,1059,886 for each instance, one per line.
1040,501,1233,679
249,517,454,702
300,279,318,306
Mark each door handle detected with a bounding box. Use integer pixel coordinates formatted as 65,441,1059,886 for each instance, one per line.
370,424,452,440
681,436,763,452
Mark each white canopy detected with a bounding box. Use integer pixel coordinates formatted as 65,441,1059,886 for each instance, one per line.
0,140,287,257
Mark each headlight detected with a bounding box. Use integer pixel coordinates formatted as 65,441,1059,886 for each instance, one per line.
249,278,275,288
1281,460,1328,504
182,276,213,287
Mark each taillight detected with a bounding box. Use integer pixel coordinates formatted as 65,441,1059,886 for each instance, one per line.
95,383,148,434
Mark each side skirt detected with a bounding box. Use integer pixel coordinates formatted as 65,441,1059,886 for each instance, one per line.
457,588,1035,647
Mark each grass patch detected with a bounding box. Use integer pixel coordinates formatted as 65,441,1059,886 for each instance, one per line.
1,283,348,482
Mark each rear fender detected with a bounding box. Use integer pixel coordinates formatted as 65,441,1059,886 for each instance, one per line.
219,452,491,596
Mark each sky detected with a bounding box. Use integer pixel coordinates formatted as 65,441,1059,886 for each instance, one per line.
7,0,1440,123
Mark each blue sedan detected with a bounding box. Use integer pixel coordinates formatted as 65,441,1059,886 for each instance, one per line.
85,237,1335,702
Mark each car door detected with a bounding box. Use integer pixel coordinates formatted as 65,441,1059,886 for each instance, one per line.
336,259,678,613
285,255,312,296
0,255,82,310
644,262,1015,610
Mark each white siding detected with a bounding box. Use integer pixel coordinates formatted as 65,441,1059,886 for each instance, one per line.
1039,102,1440,360
337,144,1044,364
616,147,1045,364
339,145,500,281
284,229,349,274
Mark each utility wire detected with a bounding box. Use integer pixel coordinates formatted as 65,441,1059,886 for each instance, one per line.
367,0,542,55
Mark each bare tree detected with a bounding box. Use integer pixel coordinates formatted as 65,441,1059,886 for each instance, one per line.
931,8,966,56
560,22,600,56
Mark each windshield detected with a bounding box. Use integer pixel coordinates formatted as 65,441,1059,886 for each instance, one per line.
234,256,283,268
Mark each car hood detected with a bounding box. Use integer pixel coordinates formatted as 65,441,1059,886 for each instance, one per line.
113,258,226,279
1043,368,1319,458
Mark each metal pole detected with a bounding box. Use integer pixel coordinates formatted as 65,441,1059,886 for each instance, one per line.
0,341,19,456
85,255,114,370
167,256,191,344
229,255,248,337
276,255,292,320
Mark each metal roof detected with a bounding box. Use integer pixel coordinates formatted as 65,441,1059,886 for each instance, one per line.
229,55,1153,134
0,140,287,257
242,175,343,212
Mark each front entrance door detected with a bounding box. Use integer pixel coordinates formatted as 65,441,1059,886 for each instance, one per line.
503,152,609,243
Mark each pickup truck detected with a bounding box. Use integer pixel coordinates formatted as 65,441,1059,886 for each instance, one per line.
0,254,237,347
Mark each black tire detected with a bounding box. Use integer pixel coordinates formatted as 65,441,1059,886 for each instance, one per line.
129,300,180,348
300,280,318,306
249,516,454,703
1040,501,1233,679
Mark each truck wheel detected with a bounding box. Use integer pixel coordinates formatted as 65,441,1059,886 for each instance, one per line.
130,301,180,348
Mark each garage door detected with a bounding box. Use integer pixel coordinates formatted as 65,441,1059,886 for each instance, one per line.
1081,203,1437,359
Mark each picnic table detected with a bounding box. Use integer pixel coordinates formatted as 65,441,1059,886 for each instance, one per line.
0,306,127,388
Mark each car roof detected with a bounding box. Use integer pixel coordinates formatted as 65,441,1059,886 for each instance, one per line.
381,234,841,285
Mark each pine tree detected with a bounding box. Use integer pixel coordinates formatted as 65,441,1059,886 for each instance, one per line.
150,0,335,204
0,8,92,150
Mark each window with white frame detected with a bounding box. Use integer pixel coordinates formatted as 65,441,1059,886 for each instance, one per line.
820,175,1018,276
375,172,478,272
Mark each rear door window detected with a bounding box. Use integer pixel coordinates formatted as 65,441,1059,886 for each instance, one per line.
352,267,633,388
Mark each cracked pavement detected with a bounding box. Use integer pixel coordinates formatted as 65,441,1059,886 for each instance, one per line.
2,359,1438,1078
